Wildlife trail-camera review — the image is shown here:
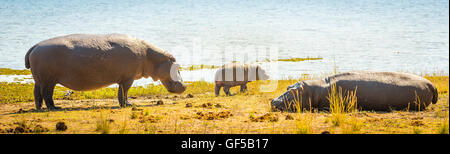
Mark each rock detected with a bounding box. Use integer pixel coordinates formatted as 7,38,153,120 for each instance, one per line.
107,119,115,123
186,94,194,98
196,111,232,120
157,100,164,105
285,115,294,120
13,127,27,134
200,103,213,108
56,122,67,131
411,120,425,126
33,125,49,133
250,113,278,122
132,106,143,111
6,128,13,133
17,108,25,113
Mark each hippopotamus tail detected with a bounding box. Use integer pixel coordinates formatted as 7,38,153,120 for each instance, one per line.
25,44,37,69
432,84,438,104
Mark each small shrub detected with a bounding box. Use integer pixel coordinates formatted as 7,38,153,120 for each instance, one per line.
96,111,111,134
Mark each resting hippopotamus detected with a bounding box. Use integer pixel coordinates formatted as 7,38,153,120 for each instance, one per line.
214,63,270,96
271,71,438,111
25,34,186,110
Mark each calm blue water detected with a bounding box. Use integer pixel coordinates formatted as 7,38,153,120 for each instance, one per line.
0,0,448,82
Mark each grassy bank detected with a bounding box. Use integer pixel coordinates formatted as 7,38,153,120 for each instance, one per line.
180,65,221,71
0,68,31,75
277,57,323,62
1,75,447,104
0,74,448,134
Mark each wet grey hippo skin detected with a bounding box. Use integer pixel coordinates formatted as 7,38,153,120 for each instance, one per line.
25,34,186,110
271,71,438,112
214,63,270,96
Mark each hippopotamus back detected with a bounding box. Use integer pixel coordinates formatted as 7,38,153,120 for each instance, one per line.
324,71,437,111
272,71,438,111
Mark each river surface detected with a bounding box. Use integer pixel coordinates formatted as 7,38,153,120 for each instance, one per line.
0,0,448,85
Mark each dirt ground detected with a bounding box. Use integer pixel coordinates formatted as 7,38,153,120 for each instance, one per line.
0,91,448,134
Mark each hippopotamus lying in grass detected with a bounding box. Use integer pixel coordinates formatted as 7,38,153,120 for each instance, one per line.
214,63,270,96
271,71,438,112
25,34,186,110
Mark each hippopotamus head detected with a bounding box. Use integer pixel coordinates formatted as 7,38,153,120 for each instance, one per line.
271,82,310,112
257,66,270,80
143,45,187,94
154,59,187,94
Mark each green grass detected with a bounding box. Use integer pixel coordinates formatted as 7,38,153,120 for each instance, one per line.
277,57,323,62
438,111,449,134
180,64,221,71
0,68,31,75
0,81,215,104
0,82,172,103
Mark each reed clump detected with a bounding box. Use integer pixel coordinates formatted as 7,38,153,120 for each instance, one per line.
327,84,358,127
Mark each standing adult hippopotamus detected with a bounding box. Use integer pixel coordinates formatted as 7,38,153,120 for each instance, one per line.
214,63,270,96
25,34,186,110
271,71,438,111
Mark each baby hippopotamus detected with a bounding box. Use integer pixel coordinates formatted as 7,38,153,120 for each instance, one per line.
271,71,438,111
214,63,270,96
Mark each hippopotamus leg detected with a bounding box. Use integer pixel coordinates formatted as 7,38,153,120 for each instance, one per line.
240,84,247,93
118,79,134,107
215,84,222,96
41,82,60,110
33,84,43,110
223,86,233,96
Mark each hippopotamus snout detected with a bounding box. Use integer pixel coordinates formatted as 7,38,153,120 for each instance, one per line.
173,82,187,93
271,90,296,111
258,68,270,80
271,82,306,111
271,97,284,111
166,81,187,94
261,73,270,80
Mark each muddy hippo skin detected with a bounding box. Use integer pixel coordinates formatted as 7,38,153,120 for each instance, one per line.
271,71,438,112
25,34,186,110
214,63,270,96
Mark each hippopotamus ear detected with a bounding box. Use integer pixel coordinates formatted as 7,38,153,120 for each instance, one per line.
287,82,301,90
287,85,293,90
287,84,296,90
169,63,181,81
